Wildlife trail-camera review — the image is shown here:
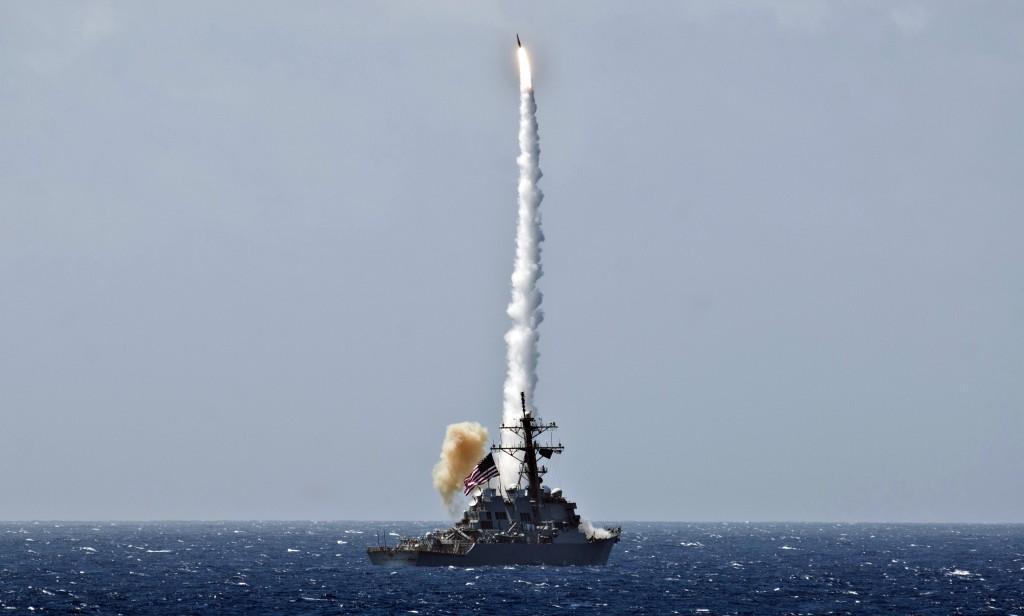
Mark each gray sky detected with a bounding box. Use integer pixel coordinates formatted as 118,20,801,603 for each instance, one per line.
1,1,1022,522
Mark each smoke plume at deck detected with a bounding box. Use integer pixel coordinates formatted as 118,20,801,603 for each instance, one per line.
432,422,489,513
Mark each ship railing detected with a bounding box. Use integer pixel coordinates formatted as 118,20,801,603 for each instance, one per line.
421,541,475,555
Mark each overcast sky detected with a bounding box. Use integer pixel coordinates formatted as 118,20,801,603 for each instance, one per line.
1,1,1022,522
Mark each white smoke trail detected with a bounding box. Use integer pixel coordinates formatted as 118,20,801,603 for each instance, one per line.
498,46,544,484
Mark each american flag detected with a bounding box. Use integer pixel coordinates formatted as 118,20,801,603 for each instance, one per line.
463,453,500,495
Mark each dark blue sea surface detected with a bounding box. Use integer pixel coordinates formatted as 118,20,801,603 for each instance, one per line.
1,522,1022,614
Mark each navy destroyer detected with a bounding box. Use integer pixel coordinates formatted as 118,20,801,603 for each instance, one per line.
367,394,621,566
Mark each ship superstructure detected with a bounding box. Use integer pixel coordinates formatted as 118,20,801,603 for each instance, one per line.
367,394,621,566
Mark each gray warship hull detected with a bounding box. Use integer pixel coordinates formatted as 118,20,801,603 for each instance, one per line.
369,394,621,567
367,538,616,567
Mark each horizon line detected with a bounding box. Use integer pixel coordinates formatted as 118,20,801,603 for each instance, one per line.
1,519,1022,525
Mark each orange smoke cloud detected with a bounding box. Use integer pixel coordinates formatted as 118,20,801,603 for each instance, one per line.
432,422,490,511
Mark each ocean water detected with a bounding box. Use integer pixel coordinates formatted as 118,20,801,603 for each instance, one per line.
1,522,1022,614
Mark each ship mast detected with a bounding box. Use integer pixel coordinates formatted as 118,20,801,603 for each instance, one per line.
492,392,564,530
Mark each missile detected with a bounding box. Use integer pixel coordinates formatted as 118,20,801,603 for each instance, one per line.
517,33,522,48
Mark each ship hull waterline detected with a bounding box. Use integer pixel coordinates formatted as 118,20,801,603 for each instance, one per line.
367,539,616,567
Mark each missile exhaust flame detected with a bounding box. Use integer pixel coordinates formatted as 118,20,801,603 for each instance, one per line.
517,46,532,92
